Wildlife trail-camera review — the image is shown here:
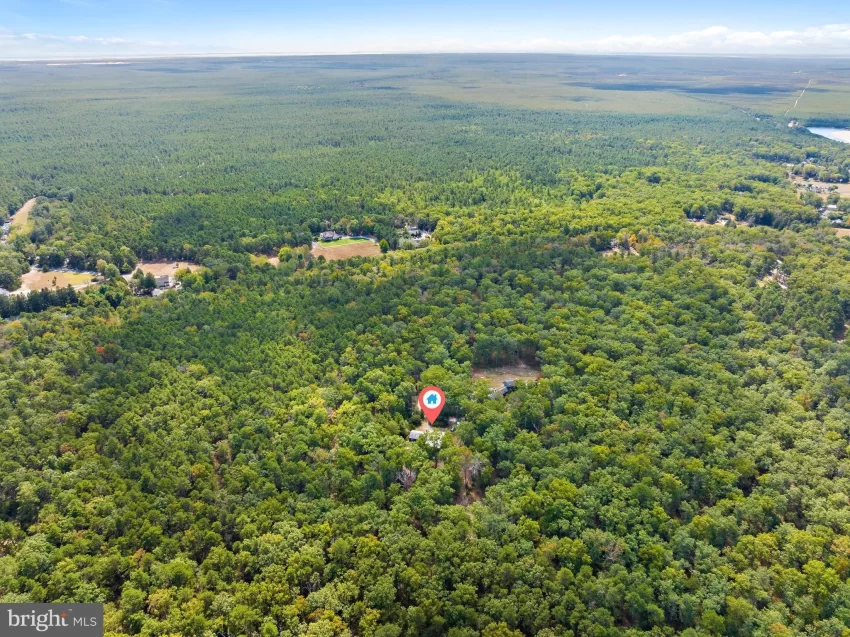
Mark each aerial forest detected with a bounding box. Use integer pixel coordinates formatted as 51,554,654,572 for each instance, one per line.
2,55,850,637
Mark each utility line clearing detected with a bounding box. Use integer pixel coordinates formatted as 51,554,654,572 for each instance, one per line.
785,78,813,117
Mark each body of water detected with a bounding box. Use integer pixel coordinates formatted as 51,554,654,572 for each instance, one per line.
809,127,850,144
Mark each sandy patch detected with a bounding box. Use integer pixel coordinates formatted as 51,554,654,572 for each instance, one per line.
311,240,381,261
9,198,36,235
834,228,850,237
130,261,198,277
472,363,541,389
16,269,97,295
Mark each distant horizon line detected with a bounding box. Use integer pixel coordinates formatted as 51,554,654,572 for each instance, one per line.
4,50,850,63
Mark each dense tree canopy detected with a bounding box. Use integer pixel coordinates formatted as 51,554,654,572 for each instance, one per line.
2,55,850,637
0,57,847,285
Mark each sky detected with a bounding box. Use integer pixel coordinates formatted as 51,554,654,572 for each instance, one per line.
1,0,850,59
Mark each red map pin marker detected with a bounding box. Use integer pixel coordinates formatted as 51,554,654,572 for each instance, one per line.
418,386,446,424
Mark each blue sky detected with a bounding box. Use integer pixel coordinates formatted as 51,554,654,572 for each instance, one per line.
1,0,850,59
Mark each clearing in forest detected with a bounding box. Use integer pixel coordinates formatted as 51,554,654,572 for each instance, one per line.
17,269,96,294
688,214,751,229
9,198,37,236
835,228,850,237
250,255,280,266
791,177,850,196
131,261,198,277
472,363,541,389
311,239,381,261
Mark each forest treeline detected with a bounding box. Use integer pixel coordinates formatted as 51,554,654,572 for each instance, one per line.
0,285,79,318
0,62,848,289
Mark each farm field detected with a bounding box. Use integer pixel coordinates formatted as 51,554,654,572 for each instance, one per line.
311,238,381,260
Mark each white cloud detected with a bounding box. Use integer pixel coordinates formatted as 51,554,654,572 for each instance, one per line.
2,22,850,59
0,28,183,59
503,24,850,55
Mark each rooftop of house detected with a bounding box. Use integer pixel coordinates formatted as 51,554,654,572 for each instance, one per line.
488,379,518,399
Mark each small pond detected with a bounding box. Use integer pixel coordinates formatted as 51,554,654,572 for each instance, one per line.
809,128,850,144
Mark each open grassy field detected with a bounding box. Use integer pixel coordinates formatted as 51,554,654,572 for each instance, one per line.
17,269,96,294
312,239,381,261
9,198,37,237
326,237,373,246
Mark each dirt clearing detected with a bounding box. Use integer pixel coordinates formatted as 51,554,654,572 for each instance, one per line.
311,240,381,261
131,261,198,276
835,228,850,237
472,363,541,389
9,198,37,235
17,269,96,294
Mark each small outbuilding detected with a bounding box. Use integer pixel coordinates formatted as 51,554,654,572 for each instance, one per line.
489,379,518,399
